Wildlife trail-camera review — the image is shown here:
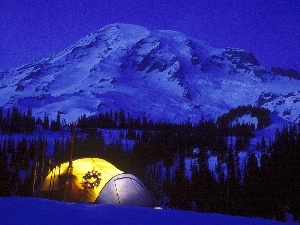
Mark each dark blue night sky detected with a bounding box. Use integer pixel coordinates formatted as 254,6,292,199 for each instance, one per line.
1,0,299,70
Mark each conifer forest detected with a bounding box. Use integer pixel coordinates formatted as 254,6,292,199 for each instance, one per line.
0,106,299,222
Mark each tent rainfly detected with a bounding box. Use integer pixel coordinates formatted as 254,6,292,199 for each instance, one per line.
34,158,156,207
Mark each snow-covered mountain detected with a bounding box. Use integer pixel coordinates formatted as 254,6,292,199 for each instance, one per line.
0,23,299,123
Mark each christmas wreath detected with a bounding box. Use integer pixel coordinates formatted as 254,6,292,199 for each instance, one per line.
81,170,101,189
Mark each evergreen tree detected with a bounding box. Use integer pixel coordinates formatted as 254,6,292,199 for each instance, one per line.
225,146,242,214
16,137,29,170
0,149,11,196
256,153,273,219
243,153,260,216
43,113,50,130
191,149,217,212
169,152,191,210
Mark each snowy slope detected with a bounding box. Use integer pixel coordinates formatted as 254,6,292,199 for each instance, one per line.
0,23,299,124
0,197,297,225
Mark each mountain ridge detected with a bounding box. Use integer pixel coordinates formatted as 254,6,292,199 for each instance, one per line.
0,23,299,124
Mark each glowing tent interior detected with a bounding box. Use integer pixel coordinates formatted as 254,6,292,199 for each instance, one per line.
34,158,157,207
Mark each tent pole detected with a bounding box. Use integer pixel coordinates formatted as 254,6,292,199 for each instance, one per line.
32,141,39,194
63,121,77,201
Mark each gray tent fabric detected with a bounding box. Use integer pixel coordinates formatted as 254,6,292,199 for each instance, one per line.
96,174,156,207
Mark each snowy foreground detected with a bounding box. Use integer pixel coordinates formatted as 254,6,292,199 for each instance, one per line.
0,197,297,225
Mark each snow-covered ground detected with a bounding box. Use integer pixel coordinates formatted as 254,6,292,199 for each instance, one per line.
0,197,297,225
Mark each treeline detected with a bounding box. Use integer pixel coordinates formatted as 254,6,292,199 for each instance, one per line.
0,106,299,221
217,105,270,130
0,107,72,134
77,108,163,131
160,123,300,222
0,107,35,133
0,106,263,136
0,136,49,197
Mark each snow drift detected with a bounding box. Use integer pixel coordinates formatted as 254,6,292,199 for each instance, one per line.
0,197,296,225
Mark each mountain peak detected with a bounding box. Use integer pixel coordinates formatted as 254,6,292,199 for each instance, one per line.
0,24,299,124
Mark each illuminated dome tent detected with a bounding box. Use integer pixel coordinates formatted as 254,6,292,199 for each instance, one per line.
34,158,156,207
